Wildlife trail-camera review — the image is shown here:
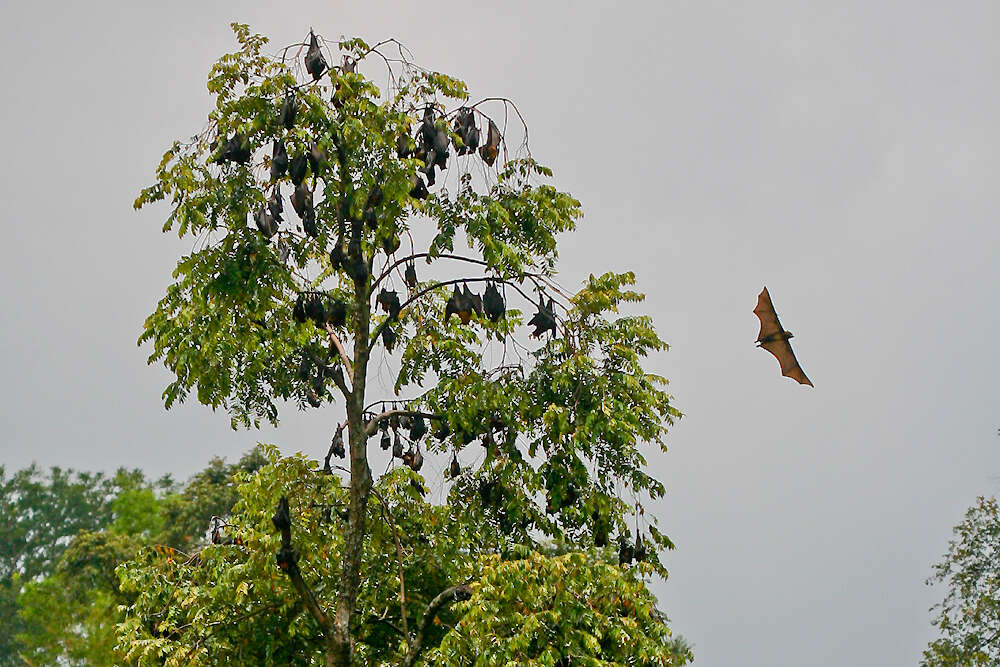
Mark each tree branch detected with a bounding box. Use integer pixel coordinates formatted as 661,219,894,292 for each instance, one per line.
371,252,493,290
370,488,409,639
364,410,442,437
286,563,331,632
401,583,473,667
366,276,539,355
326,324,355,378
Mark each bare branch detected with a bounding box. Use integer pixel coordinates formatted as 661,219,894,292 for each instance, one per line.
371,252,492,290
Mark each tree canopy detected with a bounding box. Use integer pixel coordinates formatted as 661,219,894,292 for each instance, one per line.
124,24,687,665
0,451,264,666
923,496,1000,666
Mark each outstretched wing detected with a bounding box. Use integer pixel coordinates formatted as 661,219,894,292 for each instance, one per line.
753,287,783,342
754,286,813,387
759,338,813,386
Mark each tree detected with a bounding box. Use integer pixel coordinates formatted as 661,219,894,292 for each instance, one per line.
0,464,137,664
923,496,1000,666
126,24,685,665
7,449,265,665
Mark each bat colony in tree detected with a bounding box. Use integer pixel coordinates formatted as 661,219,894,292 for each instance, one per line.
754,286,813,386
133,24,681,664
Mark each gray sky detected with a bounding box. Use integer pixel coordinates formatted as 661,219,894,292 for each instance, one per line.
1,1,998,665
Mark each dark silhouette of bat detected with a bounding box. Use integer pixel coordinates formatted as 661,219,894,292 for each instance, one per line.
528,297,556,338
404,261,417,288
254,205,278,238
483,281,505,322
305,31,327,80
267,188,284,222
270,140,288,181
279,91,297,129
754,286,812,386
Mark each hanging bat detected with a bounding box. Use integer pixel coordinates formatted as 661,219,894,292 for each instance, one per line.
291,182,313,221
305,30,327,80
304,293,325,326
433,420,450,441
323,423,345,474
254,205,278,238
618,536,634,566
483,281,505,322
404,261,417,288
380,429,391,451
462,284,482,321
396,132,412,159
408,415,427,441
272,496,291,533
279,91,297,129
345,238,369,283
403,444,424,471
365,184,383,209
528,297,557,338
420,104,437,146
381,324,397,352
341,55,356,74
326,298,346,327
452,107,478,154
268,187,284,222
753,286,813,386
308,141,327,176
381,233,401,255
445,284,461,322
479,119,501,166
433,129,450,169
213,132,251,164
409,174,429,200
292,294,307,324
449,452,461,478
289,154,309,186
271,140,288,181
377,288,401,320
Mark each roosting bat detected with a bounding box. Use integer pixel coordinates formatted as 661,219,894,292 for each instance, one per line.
279,91,297,129
753,286,812,387
271,140,288,181
479,120,501,166
305,31,327,80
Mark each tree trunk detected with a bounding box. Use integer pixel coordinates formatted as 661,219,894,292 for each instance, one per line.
327,248,373,665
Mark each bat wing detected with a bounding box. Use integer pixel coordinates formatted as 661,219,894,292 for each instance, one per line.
753,286,784,341
760,339,813,386
754,286,813,386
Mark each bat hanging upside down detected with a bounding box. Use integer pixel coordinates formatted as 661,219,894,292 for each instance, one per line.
754,286,813,387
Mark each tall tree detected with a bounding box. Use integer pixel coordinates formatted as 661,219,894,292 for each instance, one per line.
0,464,139,664
129,24,683,665
923,496,1000,666
7,449,265,665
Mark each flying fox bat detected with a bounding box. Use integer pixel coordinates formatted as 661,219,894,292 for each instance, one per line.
479,119,501,166
271,140,288,180
753,286,812,386
305,31,327,80
279,91,297,129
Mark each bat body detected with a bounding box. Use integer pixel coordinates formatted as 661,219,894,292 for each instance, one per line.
305,31,327,80
754,286,812,386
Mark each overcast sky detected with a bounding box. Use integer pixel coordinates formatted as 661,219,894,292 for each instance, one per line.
1,1,998,665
